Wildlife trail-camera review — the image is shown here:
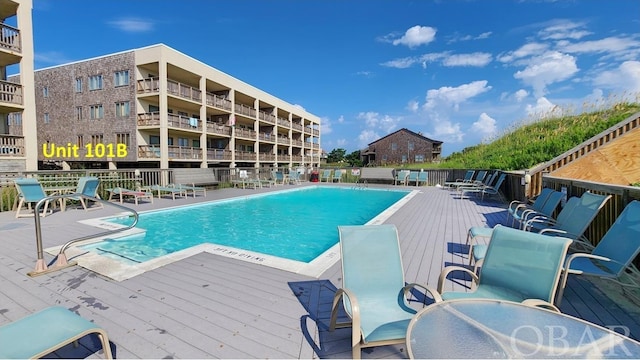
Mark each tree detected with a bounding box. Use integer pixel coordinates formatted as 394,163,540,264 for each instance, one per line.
327,148,346,163
345,150,362,167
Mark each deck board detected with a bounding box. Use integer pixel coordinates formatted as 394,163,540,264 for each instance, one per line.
1,183,639,358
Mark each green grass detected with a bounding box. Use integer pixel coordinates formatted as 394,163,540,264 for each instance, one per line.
409,101,640,171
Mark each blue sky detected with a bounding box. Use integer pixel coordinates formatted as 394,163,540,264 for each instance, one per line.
29,0,640,156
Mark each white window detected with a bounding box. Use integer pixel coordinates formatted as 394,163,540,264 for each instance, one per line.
415,154,425,162
42,87,49,97
75,78,83,92
114,70,129,87
89,75,103,90
76,106,83,120
391,143,397,151
44,113,50,124
408,142,414,151
115,101,130,117
178,138,189,147
8,113,22,125
90,104,104,119
77,135,84,148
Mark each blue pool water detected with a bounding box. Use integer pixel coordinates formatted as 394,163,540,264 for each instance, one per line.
82,186,409,263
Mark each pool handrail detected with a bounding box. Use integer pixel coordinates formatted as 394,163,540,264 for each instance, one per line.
29,193,139,276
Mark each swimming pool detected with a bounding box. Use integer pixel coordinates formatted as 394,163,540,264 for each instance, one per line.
70,186,417,280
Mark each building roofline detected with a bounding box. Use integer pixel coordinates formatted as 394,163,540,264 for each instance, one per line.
367,128,442,146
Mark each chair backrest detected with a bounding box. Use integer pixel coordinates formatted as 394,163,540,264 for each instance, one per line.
290,170,300,180
480,225,571,303
529,188,555,212
474,170,488,183
408,171,419,181
418,172,428,181
338,225,407,314
483,172,498,186
14,178,47,202
554,192,611,238
462,170,474,182
397,170,410,181
322,170,332,178
592,200,640,276
536,190,564,217
75,176,100,197
487,173,506,190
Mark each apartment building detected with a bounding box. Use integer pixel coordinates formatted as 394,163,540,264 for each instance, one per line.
32,44,321,170
0,0,37,171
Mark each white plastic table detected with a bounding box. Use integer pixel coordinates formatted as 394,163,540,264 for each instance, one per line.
407,299,640,359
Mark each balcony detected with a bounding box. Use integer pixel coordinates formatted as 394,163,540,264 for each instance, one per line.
277,117,290,127
292,139,303,147
137,112,202,132
277,135,290,145
292,123,303,131
258,110,276,124
206,148,232,161
0,80,23,107
206,123,231,136
167,80,202,103
278,154,291,162
259,152,275,161
235,127,256,140
235,103,256,118
0,23,20,53
0,134,24,156
205,93,232,111
235,151,256,161
136,77,160,94
138,145,203,160
258,132,274,142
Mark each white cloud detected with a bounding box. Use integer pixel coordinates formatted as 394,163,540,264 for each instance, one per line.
442,52,492,67
497,42,548,63
392,25,437,48
557,36,640,55
424,80,492,110
337,115,345,124
538,20,592,40
525,97,560,119
321,116,332,135
358,129,380,148
471,113,497,135
407,100,419,113
430,121,464,143
107,18,154,32
514,89,529,102
380,57,417,69
593,60,640,93
513,51,578,97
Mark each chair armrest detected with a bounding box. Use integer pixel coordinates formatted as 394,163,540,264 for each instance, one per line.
403,283,443,305
437,265,479,293
521,299,560,312
563,252,611,273
329,288,361,347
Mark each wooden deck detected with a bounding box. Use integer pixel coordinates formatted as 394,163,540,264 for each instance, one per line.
1,183,639,358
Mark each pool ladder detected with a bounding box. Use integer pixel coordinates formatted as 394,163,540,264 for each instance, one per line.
28,193,139,277
352,180,369,190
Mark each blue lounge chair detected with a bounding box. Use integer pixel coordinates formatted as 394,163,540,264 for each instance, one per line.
416,171,428,186
332,169,343,183
67,176,103,211
506,187,554,227
458,172,507,201
443,170,474,189
407,171,419,186
511,190,564,229
320,169,332,182
13,178,52,218
438,225,572,308
107,187,154,205
0,306,113,359
289,170,301,185
329,224,441,359
171,183,207,197
271,170,285,185
395,170,410,186
556,200,640,306
148,184,187,199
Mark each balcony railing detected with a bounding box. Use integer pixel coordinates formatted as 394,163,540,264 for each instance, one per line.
138,145,161,158
277,135,290,145
292,123,303,131
235,127,256,140
0,80,23,105
278,154,291,162
206,149,232,161
137,112,202,131
136,78,160,93
167,79,202,103
277,117,290,127
168,146,202,160
292,155,303,162
258,132,274,142
206,123,232,136
259,152,276,161
0,24,21,52
235,103,256,118
0,135,24,156
292,139,303,147
258,110,276,124
235,151,256,161
205,93,232,111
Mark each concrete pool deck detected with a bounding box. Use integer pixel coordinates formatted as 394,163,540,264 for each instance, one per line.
1,182,639,358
